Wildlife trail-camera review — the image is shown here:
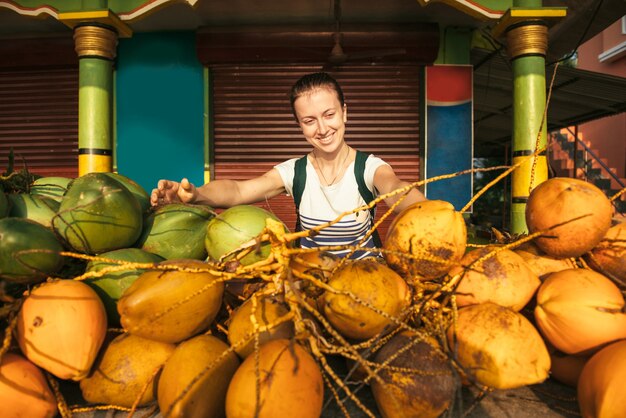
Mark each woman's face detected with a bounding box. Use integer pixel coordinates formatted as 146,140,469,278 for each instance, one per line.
293,87,347,154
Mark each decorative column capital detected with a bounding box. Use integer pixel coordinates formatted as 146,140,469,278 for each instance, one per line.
506,22,548,59
73,24,118,60
490,7,566,60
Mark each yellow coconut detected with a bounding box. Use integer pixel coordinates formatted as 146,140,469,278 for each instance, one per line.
515,241,577,280
526,177,613,258
384,200,467,279
290,250,339,280
158,334,240,418
16,279,107,380
451,245,540,311
447,302,550,389
227,294,294,358
534,268,626,355
289,250,340,300
370,331,457,418
319,258,411,340
549,349,590,387
118,259,224,343
225,339,324,418
0,352,57,418
586,221,626,287
80,333,175,408
578,339,626,418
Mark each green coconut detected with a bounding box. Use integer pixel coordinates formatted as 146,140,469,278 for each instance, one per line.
101,172,151,214
80,333,175,408
84,248,164,327
8,193,59,228
52,172,143,254
158,334,240,418
137,203,215,260
29,176,71,203
205,205,287,266
0,217,65,284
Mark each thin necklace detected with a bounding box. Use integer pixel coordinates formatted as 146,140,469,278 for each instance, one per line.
313,145,350,186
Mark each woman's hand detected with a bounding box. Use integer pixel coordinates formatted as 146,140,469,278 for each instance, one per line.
150,178,197,206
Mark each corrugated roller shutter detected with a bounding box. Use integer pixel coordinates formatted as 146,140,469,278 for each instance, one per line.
0,67,79,178
211,64,421,240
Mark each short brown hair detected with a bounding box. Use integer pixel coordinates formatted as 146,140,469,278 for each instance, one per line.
290,72,345,119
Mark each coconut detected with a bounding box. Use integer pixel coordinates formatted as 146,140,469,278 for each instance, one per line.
370,331,457,418
158,334,240,418
83,247,164,326
384,200,466,279
118,259,224,344
288,250,340,310
52,172,143,254
0,217,65,284
534,268,626,355
450,245,541,311
225,339,324,418
515,241,577,280
80,333,175,408
101,171,151,214
290,250,339,280
227,294,294,358
319,258,411,340
137,202,215,260
205,205,287,266
549,349,590,387
7,193,59,228
0,352,57,418
585,221,626,288
448,302,550,389
16,280,107,380
526,177,613,258
29,176,71,203
578,339,626,418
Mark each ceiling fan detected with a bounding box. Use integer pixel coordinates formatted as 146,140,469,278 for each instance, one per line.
324,0,407,66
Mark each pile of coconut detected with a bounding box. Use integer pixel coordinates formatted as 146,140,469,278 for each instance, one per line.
1,175,625,418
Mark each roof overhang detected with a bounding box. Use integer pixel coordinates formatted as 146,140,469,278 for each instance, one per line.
472,47,626,158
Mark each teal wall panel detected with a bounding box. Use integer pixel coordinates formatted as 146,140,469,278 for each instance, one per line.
116,32,204,193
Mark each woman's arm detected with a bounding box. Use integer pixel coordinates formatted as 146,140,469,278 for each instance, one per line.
151,168,286,208
373,164,427,213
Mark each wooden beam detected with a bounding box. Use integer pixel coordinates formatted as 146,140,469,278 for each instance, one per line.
196,23,440,65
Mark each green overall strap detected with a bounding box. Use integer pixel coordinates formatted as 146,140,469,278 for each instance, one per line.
354,151,382,247
293,151,382,247
292,155,308,231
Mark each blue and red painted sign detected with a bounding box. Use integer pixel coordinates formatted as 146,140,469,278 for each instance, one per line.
424,65,473,211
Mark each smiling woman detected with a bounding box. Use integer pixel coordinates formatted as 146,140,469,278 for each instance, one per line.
151,71,426,259
208,65,425,237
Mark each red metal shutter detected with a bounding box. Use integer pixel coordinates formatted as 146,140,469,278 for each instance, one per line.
211,64,421,240
0,67,79,178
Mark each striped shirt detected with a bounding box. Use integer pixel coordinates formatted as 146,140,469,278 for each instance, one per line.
275,154,388,259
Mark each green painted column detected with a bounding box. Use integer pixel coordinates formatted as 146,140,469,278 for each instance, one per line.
78,57,113,174
506,0,550,234
73,24,118,175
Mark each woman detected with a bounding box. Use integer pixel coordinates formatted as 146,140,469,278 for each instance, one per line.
151,72,426,258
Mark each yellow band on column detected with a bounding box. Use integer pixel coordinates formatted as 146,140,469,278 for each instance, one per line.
79,153,112,176
511,154,548,200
